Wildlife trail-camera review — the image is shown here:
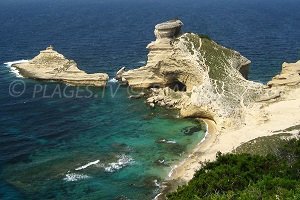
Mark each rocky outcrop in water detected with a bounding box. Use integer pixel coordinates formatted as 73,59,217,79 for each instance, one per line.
118,20,264,128
13,46,109,86
267,61,300,87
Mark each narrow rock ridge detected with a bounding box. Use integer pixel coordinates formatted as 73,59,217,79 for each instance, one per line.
13,46,109,86
118,20,265,129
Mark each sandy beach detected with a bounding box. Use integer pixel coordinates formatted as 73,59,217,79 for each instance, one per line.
169,86,300,182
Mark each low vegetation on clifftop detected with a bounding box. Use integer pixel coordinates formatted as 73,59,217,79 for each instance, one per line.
167,135,300,200
119,20,265,128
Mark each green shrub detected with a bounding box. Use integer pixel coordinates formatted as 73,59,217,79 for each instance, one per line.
167,139,300,200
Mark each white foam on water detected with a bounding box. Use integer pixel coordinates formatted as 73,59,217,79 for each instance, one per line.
75,160,100,171
166,140,176,144
137,60,146,64
108,78,118,83
153,179,160,187
168,164,178,178
158,139,176,144
154,193,163,200
63,173,90,182
3,60,29,78
158,159,165,164
167,120,209,178
4,60,29,67
104,154,134,173
199,121,209,144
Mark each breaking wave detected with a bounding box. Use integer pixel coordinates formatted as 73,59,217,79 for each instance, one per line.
137,61,146,64
75,160,100,171
63,173,90,182
108,78,118,83
104,154,134,173
3,60,29,78
157,139,177,144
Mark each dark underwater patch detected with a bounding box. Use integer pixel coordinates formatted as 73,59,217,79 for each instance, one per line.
181,125,201,136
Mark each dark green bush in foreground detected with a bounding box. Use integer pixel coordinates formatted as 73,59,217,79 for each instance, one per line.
167,139,300,200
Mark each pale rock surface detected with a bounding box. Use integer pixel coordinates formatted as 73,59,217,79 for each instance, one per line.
154,19,183,39
268,61,300,87
119,20,264,128
13,46,109,86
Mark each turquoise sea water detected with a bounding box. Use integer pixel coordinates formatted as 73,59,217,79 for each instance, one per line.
1,0,300,199
0,71,206,199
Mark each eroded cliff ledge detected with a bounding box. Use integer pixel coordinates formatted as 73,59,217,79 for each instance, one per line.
13,46,109,86
118,20,264,128
267,61,300,87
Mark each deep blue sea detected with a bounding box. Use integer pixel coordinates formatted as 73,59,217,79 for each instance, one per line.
0,0,300,199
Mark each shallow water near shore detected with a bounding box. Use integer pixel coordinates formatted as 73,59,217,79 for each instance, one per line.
0,75,206,199
1,0,300,199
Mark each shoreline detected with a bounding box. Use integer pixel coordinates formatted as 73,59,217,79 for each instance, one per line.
167,118,218,181
167,118,211,178
154,118,216,200
166,86,300,188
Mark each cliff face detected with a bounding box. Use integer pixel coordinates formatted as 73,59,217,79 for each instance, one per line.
13,46,109,86
119,20,264,128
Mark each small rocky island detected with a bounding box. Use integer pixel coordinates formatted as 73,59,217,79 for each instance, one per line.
13,46,109,86
117,19,265,128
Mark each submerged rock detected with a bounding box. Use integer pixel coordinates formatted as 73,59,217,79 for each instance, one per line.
154,158,169,166
181,125,201,136
118,20,264,128
13,46,109,86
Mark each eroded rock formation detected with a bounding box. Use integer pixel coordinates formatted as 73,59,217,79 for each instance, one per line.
154,19,183,39
13,46,109,86
119,20,264,128
267,61,300,87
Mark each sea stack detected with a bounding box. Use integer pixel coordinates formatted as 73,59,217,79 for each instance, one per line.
118,19,265,128
13,46,109,86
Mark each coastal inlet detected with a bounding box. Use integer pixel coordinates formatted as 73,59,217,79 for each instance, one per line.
0,72,206,199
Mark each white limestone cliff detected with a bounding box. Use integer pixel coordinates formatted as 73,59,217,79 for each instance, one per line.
118,20,264,129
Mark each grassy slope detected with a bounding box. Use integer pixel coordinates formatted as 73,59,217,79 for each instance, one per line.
167,125,300,200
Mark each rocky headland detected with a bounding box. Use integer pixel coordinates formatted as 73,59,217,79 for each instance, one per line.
115,20,300,199
13,46,109,86
118,19,267,129
167,60,300,181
